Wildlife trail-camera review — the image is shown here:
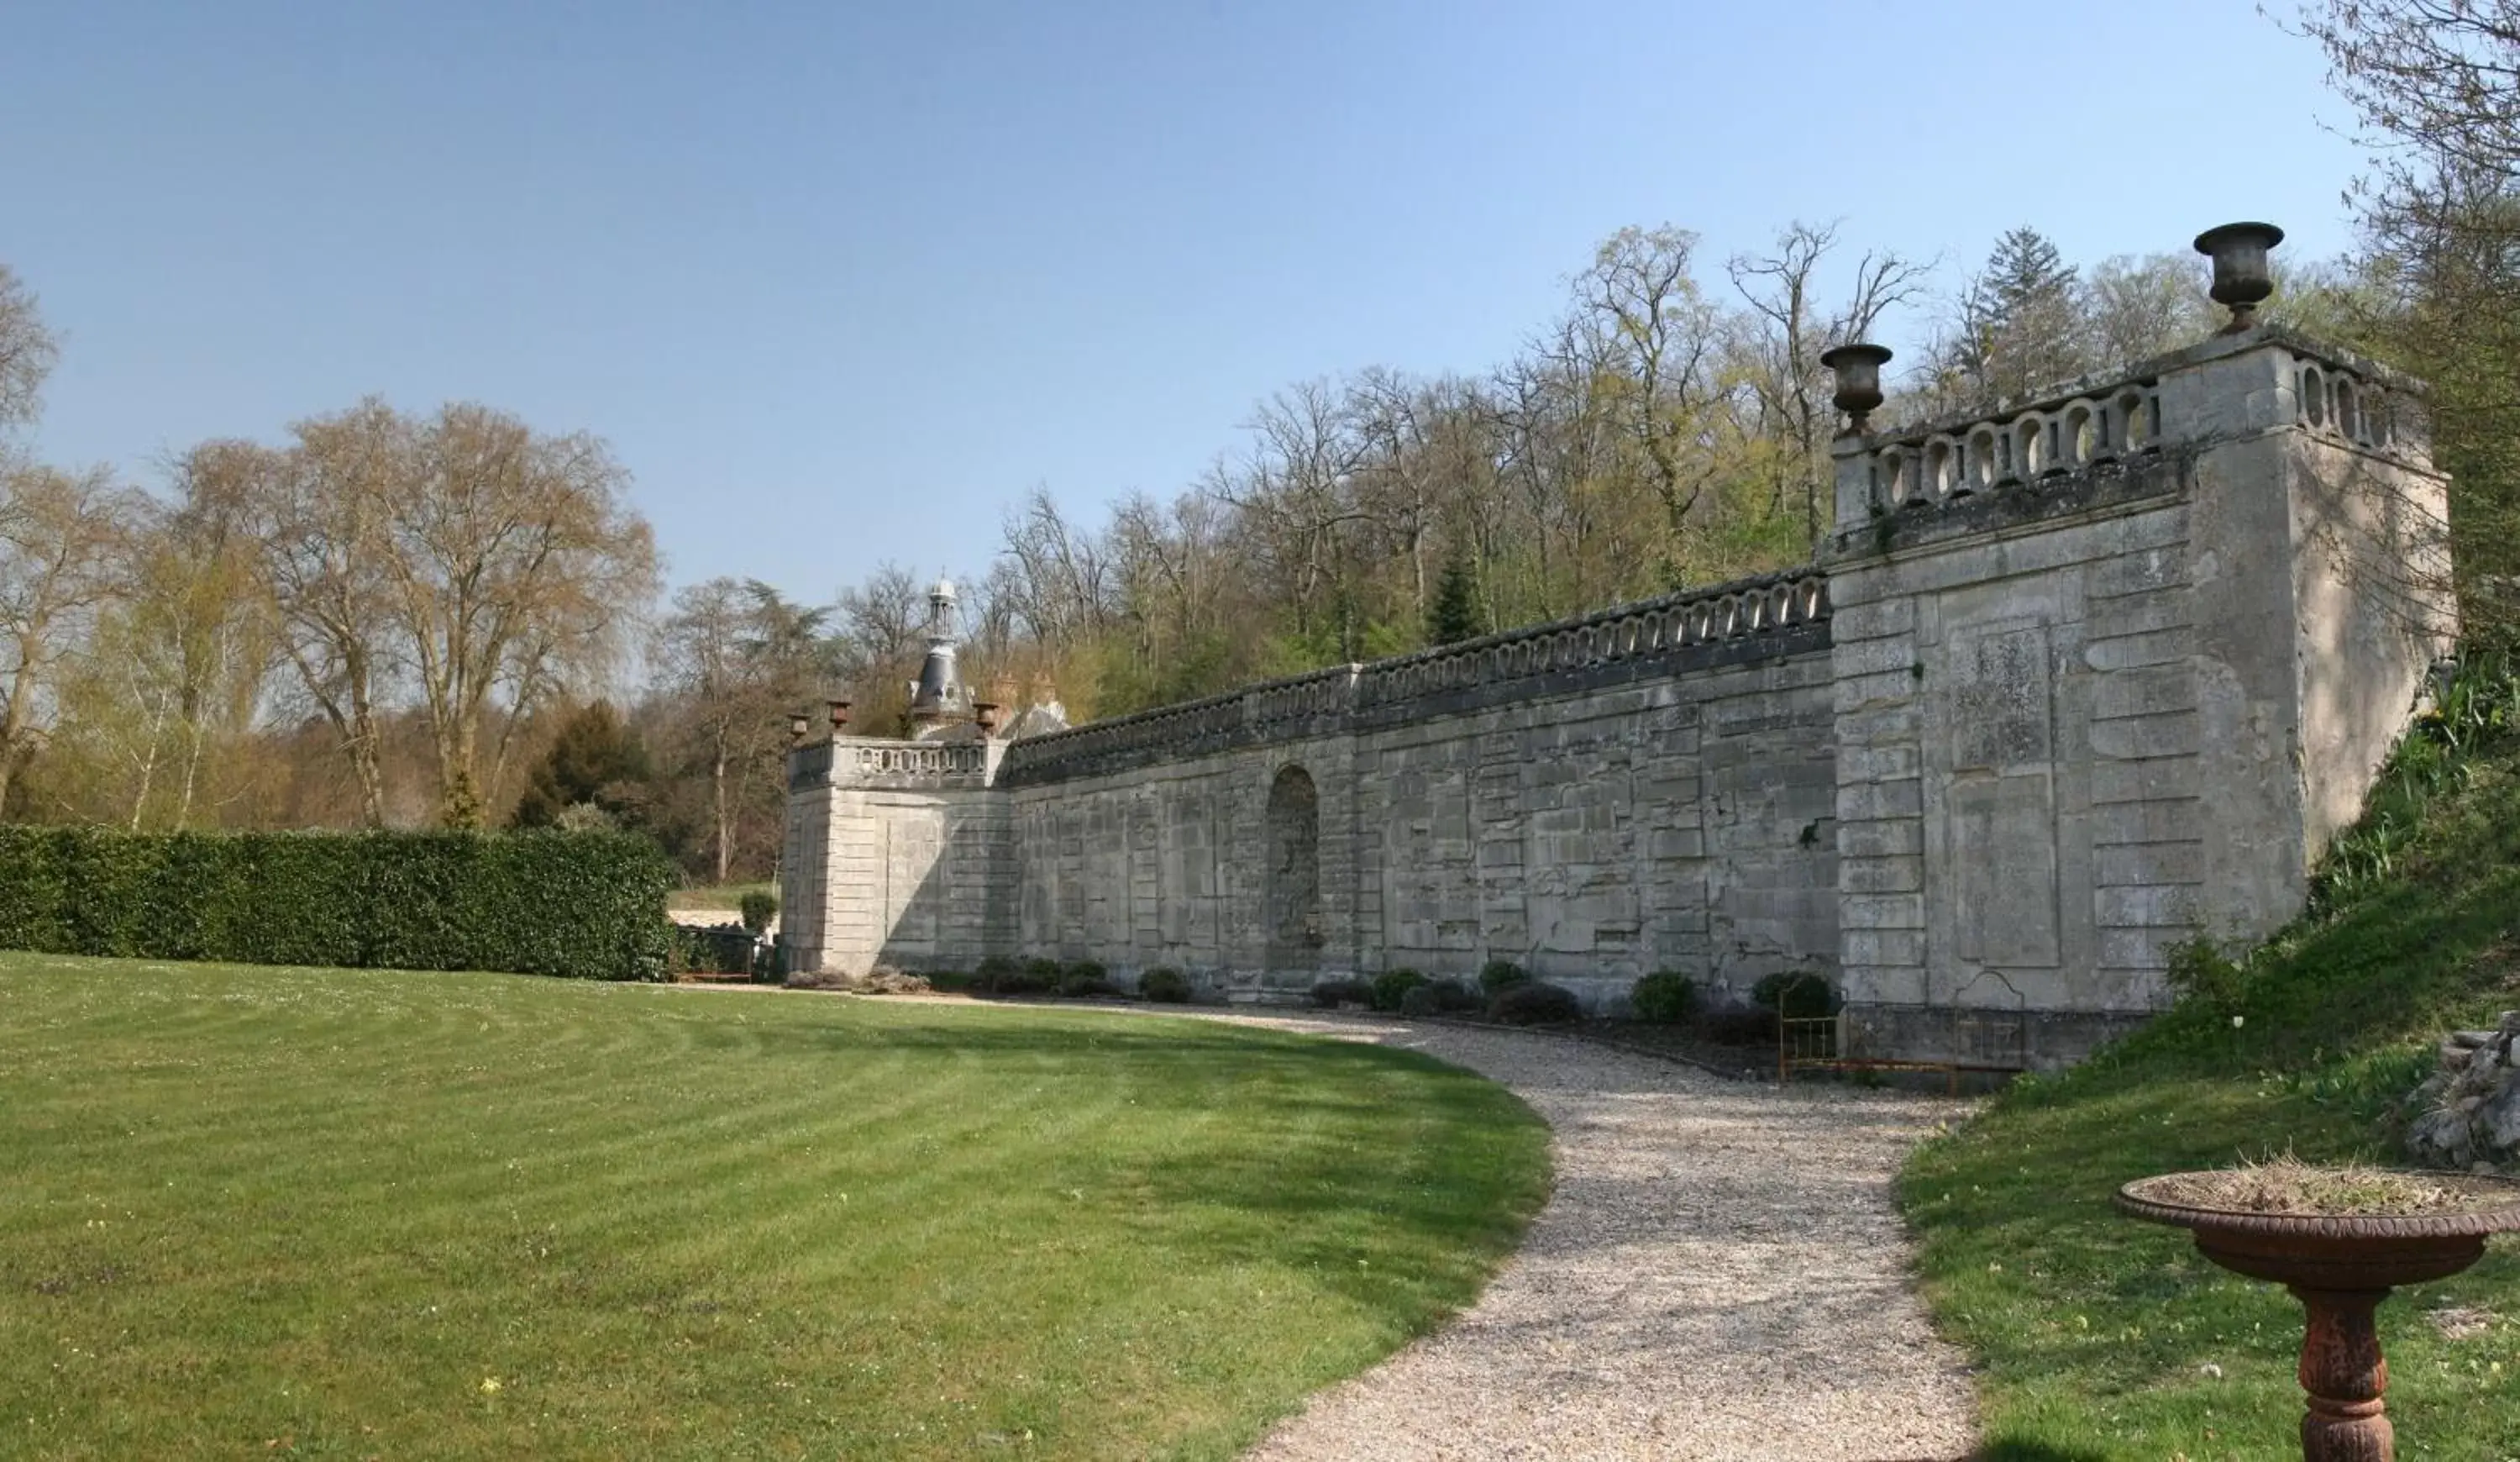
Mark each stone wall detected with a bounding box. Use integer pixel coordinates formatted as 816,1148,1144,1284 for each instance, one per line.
783,327,2451,1067
999,617,1839,1010
1824,329,2449,1064
778,739,1016,977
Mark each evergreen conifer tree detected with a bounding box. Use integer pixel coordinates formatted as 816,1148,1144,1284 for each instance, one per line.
1425,554,1484,646
510,701,654,829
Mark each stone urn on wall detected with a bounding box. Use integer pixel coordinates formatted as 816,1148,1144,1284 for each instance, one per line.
2116,1168,2520,1461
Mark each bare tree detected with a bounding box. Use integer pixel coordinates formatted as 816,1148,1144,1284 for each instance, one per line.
56,446,278,828
832,560,932,730
653,577,832,882
1568,226,1730,582
0,464,139,813
390,402,660,827
2296,0,2520,640
0,265,57,438
1730,221,1931,546
997,491,1113,650
156,443,278,826
2084,254,2216,367
249,405,402,827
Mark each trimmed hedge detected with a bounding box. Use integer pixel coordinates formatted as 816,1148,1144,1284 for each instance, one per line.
1369,967,1428,1012
1630,970,1697,1024
1478,959,1530,997
0,826,674,981
671,923,759,977
1487,981,1582,1025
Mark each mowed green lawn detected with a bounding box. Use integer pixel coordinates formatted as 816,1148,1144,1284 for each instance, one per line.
0,955,1551,1460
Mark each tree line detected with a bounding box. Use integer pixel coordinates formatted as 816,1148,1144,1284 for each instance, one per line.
3,0,2509,885
838,227,2388,735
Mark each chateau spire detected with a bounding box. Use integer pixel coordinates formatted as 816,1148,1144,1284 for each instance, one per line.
906,576,968,732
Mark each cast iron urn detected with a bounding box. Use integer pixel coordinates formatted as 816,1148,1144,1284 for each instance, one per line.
1819,342,1893,433
2194,222,2285,333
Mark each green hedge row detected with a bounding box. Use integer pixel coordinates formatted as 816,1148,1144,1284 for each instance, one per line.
0,826,675,981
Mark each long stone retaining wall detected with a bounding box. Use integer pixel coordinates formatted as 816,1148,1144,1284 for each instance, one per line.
782,326,2451,1067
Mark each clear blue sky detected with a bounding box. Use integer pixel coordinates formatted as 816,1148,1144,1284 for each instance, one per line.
4,0,2365,604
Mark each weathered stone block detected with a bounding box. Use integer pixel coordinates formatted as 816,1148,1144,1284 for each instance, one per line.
1839,818,1924,857
1840,743,1922,782
2089,756,2202,806
2083,627,2196,671
2094,841,2205,887
2086,587,2190,641
2090,799,2198,846
2087,712,2202,760
1840,892,1926,929
1835,636,1921,677
1844,928,1927,965
2087,546,2187,600
2092,665,2200,722
2095,884,2202,928
1840,856,1924,893
1835,670,1921,713
1836,778,1923,822
1831,598,1916,642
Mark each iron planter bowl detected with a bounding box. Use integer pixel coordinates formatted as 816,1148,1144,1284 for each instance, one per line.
2115,1171,2520,1290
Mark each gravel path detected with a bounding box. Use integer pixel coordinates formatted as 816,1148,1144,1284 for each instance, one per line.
1200,1012,1981,1462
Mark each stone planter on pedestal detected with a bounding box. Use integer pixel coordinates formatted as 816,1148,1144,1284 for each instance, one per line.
2116,1170,2520,1462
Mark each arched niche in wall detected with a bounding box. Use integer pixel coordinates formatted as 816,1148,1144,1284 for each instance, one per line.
1264,764,1322,972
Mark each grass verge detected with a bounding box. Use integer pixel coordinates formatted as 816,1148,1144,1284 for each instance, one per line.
1903,665,2520,1461
0,959,1549,1460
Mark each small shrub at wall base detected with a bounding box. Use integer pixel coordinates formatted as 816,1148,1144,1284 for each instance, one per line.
1310,978,1373,1008
1478,959,1530,997
738,889,778,935
669,923,755,977
1058,972,1123,999
0,826,673,981
1630,970,1697,1024
986,958,1059,996
1138,966,1191,1003
973,956,1020,992
2162,936,2246,1019
1487,981,1582,1025
1371,968,1428,1012
1751,970,1840,1021
1399,980,1480,1018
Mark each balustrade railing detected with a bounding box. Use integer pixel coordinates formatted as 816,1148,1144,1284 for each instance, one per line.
1840,334,2425,526
831,739,990,781
998,566,1830,779
1856,378,2168,515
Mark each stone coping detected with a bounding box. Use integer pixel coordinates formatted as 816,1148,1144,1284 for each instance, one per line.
993,565,1830,784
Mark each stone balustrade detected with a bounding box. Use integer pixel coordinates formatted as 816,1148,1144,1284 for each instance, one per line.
1833,329,2428,534
795,736,995,791
2290,352,2406,455
1847,375,2170,522
1354,569,1828,709
997,566,1830,781
844,740,990,778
